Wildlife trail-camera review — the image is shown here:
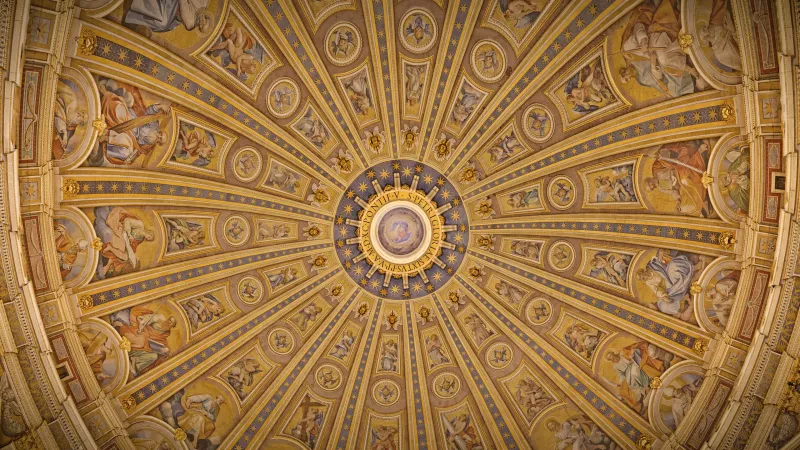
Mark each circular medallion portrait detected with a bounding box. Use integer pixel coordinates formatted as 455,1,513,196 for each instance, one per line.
471,39,506,83
433,372,461,399
267,78,300,118
548,241,575,272
547,175,576,210
335,160,468,300
237,276,264,305
232,147,263,182
315,364,343,391
268,327,295,355
526,297,553,325
372,203,431,263
399,9,437,53
486,342,514,369
325,22,362,66
522,104,554,143
223,215,250,246
372,379,401,406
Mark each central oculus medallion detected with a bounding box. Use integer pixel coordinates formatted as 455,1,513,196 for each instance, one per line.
335,160,468,300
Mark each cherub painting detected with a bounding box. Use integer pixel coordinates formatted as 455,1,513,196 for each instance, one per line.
179,292,226,332
292,105,335,155
440,406,487,450
581,248,634,290
338,66,377,125
565,58,615,112
122,0,214,37
446,78,487,135
504,185,544,211
203,9,276,94
486,130,526,167
172,122,217,168
461,311,496,348
582,161,639,206
545,413,616,449
264,161,305,196
549,53,622,129
163,216,208,255
329,330,356,359
563,322,603,361
290,302,323,333
425,333,451,369
509,240,542,262
403,61,429,119
485,0,550,51
514,376,555,423
224,356,265,401
266,265,300,291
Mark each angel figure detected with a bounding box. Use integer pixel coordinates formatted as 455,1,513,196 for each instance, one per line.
405,14,433,44
450,83,483,128
175,126,215,167
475,46,501,77
499,0,548,28
405,65,426,107
207,22,260,78
329,28,356,59
268,267,298,289
443,414,484,450
343,71,374,116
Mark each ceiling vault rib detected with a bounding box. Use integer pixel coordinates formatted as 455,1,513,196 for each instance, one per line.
225,291,360,448
456,275,659,448
59,169,334,221
471,215,740,257
432,293,532,449
461,94,738,199
404,303,434,450
444,0,643,177
467,250,710,360
113,268,340,417
244,0,370,166
416,0,484,162
74,242,330,314
331,299,384,449
74,19,348,191
362,0,401,159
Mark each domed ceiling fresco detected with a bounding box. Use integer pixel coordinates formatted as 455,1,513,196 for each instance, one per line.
0,0,799,448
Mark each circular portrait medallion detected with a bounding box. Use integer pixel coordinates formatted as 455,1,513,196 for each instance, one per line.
325,22,362,66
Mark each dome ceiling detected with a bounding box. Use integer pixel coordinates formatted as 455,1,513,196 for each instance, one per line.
0,0,797,449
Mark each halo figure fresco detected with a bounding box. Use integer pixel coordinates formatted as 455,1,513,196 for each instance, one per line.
5,1,800,450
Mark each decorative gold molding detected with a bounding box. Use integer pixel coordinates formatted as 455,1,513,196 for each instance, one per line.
60,179,80,198
76,29,97,56
718,232,737,249
121,396,136,412
678,31,694,51
77,295,93,311
692,340,709,356
636,435,653,450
